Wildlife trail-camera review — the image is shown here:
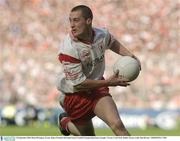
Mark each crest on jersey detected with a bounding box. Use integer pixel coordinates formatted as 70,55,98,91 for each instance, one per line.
79,49,93,69
79,50,91,61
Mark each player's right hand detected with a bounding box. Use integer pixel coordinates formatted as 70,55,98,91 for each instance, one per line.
107,70,130,87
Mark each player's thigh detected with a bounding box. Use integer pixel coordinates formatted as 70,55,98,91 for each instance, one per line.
94,96,121,124
74,120,95,136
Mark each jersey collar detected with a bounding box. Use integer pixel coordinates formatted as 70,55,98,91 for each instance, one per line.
70,29,95,45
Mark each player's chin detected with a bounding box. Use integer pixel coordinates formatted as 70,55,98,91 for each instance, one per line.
72,31,79,37
73,34,80,38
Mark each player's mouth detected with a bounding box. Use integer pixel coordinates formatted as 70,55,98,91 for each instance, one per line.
72,29,77,34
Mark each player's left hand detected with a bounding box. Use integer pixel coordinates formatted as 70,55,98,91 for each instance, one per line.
132,55,141,70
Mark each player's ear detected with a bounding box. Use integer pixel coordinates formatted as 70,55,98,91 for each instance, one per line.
86,18,92,25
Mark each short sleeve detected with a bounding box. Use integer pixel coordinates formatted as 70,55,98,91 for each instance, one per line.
104,29,116,49
59,54,86,86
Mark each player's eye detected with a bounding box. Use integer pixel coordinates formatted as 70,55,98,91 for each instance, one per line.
74,18,80,22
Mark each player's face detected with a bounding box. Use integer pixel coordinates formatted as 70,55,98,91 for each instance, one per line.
69,10,91,38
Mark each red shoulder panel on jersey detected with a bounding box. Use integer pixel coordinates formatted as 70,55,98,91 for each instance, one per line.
58,53,81,63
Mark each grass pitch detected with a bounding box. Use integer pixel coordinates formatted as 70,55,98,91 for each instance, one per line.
0,126,180,136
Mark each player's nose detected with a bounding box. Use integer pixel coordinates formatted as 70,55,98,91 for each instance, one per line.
70,22,75,28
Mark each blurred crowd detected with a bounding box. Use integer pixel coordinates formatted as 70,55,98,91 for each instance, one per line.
0,0,179,112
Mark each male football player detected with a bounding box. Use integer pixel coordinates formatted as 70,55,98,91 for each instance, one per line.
57,5,141,136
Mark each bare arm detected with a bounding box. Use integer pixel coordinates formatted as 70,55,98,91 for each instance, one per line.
110,39,134,56
74,72,129,91
110,39,141,69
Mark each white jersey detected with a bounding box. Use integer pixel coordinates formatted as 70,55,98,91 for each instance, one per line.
57,27,115,94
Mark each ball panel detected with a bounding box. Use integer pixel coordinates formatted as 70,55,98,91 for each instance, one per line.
123,63,140,81
113,56,140,82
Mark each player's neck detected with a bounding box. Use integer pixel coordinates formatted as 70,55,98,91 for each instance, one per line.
78,29,94,44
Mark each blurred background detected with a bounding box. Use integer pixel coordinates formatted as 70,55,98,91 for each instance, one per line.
0,0,179,136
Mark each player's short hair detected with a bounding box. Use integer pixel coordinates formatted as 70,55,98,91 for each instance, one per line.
71,5,93,20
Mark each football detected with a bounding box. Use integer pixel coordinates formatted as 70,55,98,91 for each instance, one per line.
113,56,140,82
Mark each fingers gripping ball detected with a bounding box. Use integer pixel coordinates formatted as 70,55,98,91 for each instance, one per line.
113,56,140,82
